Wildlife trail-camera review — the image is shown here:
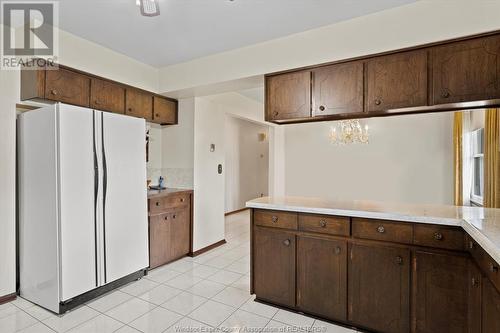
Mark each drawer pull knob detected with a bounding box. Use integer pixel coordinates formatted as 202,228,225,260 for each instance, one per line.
173,214,177,219
283,239,291,247
180,198,185,202
319,220,327,228
155,202,160,206
472,277,480,287
468,240,475,249
441,90,450,98
319,105,325,111
164,216,168,221
489,263,498,273
395,256,403,265
434,232,443,240
335,246,341,255
377,225,385,233
271,216,279,223
374,99,382,106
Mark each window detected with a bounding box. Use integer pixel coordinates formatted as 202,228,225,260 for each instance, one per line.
471,128,484,206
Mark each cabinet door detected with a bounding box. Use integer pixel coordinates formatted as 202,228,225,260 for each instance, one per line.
312,62,363,117
297,236,347,321
266,71,311,121
348,243,410,333
126,88,153,121
413,251,477,333
482,277,500,333
90,78,125,114
45,68,90,107
468,262,482,333
432,35,500,104
253,226,296,307
366,50,428,112
149,214,170,269
169,209,190,260
153,97,177,125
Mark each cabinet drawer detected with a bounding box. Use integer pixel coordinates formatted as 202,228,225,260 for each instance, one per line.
352,218,413,244
413,224,465,251
150,193,190,214
468,237,500,292
298,214,350,236
254,210,298,230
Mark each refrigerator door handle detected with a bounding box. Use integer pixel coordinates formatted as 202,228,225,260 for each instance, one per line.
92,112,99,287
101,112,108,283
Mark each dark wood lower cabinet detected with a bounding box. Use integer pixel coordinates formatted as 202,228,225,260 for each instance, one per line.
348,242,410,333
253,227,296,308
170,209,190,260
412,251,479,333
482,277,500,333
297,236,347,321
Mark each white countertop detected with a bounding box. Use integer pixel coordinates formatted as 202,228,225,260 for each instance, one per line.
246,196,500,265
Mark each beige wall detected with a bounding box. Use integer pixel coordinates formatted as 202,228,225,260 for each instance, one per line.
284,112,454,205
158,1,500,93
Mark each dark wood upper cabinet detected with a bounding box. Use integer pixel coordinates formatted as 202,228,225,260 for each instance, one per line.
348,242,410,333
482,276,500,333
45,68,90,107
297,236,347,321
266,71,311,121
432,34,500,105
412,251,477,333
90,78,125,114
153,96,177,125
126,88,153,121
366,50,428,112
312,62,364,117
253,226,296,307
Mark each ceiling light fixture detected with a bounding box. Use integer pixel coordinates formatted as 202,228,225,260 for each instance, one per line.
138,0,160,17
329,120,369,145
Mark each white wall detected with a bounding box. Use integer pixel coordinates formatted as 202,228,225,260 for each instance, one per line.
0,66,19,298
284,112,454,205
225,116,269,213
158,1,500,93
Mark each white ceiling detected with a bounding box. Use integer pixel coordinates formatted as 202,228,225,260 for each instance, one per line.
58,0,416,67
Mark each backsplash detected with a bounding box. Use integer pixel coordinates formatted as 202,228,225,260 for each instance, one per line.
147,167,193,188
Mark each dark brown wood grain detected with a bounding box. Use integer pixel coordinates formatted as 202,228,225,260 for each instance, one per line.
467,236,500,293
254,209,298,230
153,96,177,125
253,226,296,307
412,250,472,333
125,88,153,121
312,62,364,117
90,78,125,114
432,34,500,105
0,293,16,305
45,68,90,107
348,242,410,333
169,209,190,261
352,218,413,244
149,213,170,269
482,277,500,333
297,235,347,321
468,262,482,333
266,71,311,121
366,50,428,112
298,213,350,236
413,224,465,251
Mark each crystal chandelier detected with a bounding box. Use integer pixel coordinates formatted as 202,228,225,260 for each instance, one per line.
329,120,369,145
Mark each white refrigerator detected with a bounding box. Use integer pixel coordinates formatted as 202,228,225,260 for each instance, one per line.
18,103,149,313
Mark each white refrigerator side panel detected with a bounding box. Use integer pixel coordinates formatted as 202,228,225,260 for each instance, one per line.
102,113,148,283
18,105,60,313
58,105,98,300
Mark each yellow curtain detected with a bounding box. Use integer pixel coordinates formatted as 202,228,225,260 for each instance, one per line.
484,109,500,208
453,112,463,206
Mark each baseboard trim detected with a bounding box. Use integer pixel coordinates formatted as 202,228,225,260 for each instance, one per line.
225,208,249,216
190,239,226,257
0,293,16,305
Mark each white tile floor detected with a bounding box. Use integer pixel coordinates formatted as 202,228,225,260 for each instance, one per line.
1,210,358,333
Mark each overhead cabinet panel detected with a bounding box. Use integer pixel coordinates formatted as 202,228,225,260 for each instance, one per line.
366,50,428,112
45,68,90,107
153,96,177,125
266,71,311,121
90,78,125,114
432,34,500,104
126,88,153,121
312,62,364,117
